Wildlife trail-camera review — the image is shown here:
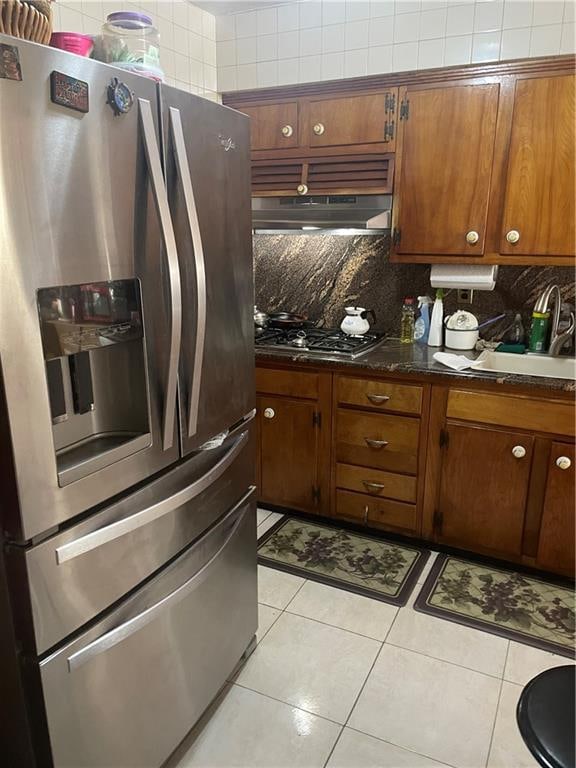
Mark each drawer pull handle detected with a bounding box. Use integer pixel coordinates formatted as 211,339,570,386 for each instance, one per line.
363,504,369,524
556,456,571,470
362,481,385,493
366,394,390,405
365,438,389,449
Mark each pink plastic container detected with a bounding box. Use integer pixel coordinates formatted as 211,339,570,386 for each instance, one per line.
50,33,94,57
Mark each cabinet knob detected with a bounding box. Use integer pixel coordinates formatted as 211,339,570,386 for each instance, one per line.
281,124,293,137
556,456,572,470
512,445,526,458
506,230,520,244
263,407,275,419
313,122,325,136
465,230,479,245
297,183,308,195
366,393,390,405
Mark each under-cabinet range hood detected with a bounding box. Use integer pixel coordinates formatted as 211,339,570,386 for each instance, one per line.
252,194,392,234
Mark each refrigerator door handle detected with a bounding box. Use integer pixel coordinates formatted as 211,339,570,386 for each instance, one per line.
139,98,182,451
168,106,207,439
55,430,249,564
66,485,256,673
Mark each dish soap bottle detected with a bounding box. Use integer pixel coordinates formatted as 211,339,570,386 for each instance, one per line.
428,288,444,347
400,297,416,344
414,296,432,344
503,312,525,344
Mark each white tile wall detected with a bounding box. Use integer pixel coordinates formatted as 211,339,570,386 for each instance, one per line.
216,0,576,92
53,0,219,99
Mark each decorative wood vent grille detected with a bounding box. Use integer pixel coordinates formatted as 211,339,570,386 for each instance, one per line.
251,154,394,195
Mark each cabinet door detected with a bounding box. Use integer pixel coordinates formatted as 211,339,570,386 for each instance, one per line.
537,442,575,575
241,103,300,150
257,395,320,513
394,84,499,256
308,92,397,150
499,75,575,257
437,423,533,557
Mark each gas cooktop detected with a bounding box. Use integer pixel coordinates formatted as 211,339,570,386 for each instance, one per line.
254,326,386,359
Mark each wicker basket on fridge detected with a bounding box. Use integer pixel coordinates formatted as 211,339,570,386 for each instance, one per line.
0,0,53,45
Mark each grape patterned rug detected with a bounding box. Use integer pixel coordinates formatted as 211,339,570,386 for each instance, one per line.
415,554,575,658
258,516,430,607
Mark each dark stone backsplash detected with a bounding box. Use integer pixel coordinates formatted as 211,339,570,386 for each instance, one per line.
253,233,575,341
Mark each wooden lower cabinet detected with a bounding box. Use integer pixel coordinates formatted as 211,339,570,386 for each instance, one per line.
256,364,575,577
536,442,575,576
255,367,331,515
436,423,534,558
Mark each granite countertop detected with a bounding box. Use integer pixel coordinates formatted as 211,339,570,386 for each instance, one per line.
255,340,576,394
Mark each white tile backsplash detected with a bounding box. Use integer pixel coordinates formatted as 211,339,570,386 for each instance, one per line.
530,22,563,54
345,19,370,49
217,0,572,91
500,26,532,58
368,43,394,72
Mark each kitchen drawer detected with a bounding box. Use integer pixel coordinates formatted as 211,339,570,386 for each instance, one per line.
39,493,257,768
337,376,422,415
14,428,253,654
256,367,320,399
335,489,417,532
336,463,416,503
336,409,419,474
447,389,575,437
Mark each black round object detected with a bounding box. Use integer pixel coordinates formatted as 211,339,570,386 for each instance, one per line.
516,664,575,768
267,312,307,328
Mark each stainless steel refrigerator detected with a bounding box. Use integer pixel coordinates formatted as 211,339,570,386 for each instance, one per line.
0,35,257,767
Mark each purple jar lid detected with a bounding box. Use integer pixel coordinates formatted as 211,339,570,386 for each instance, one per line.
106,11,153,29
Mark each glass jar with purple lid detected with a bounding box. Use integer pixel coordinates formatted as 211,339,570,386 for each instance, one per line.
100,11,163,80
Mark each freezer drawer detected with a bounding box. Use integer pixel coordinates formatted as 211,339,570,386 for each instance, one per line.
40,489,257,768
10,425,253,655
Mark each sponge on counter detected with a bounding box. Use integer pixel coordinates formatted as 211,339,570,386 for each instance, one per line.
495,343,526,354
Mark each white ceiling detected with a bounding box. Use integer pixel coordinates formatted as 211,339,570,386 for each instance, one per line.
194,0,292,15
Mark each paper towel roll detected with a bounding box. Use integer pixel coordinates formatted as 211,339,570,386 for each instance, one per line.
430,265,498,291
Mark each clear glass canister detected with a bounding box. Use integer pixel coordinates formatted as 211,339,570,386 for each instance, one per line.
101,12,160,68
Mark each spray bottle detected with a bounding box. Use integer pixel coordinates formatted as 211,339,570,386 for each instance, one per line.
414,296,432,344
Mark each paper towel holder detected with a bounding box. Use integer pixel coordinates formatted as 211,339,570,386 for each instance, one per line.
430,265,498,292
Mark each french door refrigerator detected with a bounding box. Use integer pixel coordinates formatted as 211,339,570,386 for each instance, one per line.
0,35,256,768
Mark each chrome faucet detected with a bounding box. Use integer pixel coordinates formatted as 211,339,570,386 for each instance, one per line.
532,284,575,355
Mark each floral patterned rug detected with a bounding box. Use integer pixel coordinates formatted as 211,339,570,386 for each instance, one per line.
258,517,430,606
415,555,575,658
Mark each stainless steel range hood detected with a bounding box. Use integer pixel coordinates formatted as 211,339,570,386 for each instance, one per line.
252,194,392,234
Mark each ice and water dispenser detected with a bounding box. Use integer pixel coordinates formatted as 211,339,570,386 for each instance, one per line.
38,280,151,486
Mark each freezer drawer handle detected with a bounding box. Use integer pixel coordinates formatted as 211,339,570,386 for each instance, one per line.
169,107,207,440
139,98,182,452
55,431,249,565
66,486,256,673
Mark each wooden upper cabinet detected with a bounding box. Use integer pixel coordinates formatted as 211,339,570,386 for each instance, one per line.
307,92,397,150
241,102,300,150
536,442,575,576
498,75,576,258
394,83,500,256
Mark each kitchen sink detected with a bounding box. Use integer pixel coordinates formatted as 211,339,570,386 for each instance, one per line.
473,351,576,380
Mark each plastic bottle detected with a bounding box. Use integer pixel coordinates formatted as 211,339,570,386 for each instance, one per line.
503,312,525,344
400,298,416,344
414,296,432,343
529,310,550,352
428,288,444,347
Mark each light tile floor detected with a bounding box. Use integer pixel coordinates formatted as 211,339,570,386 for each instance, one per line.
169,508,574,768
